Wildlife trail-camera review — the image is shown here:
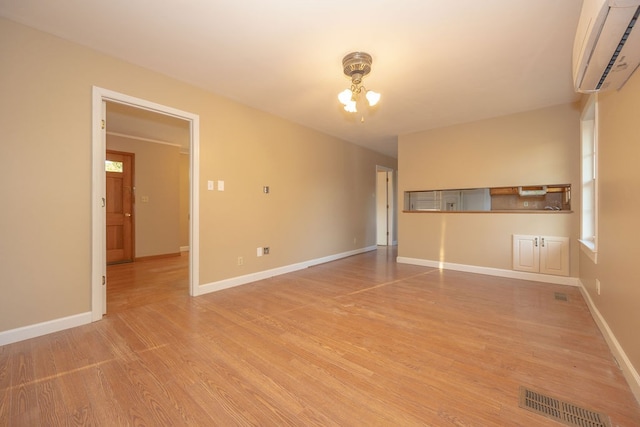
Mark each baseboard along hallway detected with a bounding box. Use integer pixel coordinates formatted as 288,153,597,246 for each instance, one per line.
1,247,639,425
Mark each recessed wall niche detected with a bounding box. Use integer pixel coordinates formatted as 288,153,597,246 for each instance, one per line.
404,185,571,212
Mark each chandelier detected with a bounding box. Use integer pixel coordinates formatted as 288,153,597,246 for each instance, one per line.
337,52,381,114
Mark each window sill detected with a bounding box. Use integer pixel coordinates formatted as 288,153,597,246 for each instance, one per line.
579,239,598,264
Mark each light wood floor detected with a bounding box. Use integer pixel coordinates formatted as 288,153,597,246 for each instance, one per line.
2,248,639,426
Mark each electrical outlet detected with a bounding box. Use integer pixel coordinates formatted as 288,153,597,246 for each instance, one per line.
263,247,270,255
237,256,243,266
596,279,601,295
257,247,263,257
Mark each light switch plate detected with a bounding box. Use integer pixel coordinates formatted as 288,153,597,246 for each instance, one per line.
218,180,225,191
207,180,214,191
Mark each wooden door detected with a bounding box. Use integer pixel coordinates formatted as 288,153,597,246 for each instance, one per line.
106,151,134,264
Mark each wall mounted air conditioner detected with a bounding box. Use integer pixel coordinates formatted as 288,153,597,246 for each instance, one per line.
573,0,640,93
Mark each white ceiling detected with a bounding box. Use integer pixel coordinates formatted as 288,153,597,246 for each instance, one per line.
0,0,584,158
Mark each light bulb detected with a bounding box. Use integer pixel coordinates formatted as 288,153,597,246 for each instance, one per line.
338,89,353,105
366,90,381,106
344,100,357,113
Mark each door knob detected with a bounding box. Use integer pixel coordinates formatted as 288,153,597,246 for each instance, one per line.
124,213,131,217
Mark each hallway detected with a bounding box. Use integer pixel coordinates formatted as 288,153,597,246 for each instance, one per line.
106,252,189,314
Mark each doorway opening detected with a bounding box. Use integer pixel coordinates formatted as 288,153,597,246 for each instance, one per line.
92,87,200,321
376,166,396,246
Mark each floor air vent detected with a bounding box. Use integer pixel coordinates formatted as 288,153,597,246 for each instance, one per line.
554,292,568,301
518,386,612,427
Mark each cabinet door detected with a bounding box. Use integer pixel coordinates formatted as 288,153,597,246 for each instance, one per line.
539,236,569,276
512,234,540,273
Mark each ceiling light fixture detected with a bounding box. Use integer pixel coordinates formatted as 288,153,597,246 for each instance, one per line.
338,52,380,115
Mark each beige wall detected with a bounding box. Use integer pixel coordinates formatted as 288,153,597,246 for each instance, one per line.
107,134,181,258
0,18,396,332
579,71,640,378
398,103,580,274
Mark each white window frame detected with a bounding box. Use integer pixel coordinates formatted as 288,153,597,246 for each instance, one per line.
579,94,598,263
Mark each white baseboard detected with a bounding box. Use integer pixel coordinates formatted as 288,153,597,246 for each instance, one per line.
0,247,377,345
578,281,640,404
396,256,580,287
0,312,92,346
197,246,378,296
394,256,639,404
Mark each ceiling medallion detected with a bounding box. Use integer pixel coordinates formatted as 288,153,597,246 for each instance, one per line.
337,52,380,121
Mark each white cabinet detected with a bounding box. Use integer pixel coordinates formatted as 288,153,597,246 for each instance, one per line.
512,235,569,276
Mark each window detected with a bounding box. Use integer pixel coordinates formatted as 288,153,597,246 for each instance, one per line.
580,94,598,263
105,160,123,173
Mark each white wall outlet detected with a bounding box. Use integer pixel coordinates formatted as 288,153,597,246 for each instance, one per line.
596,279,601,295
207,180,214,191
257,247,263,257
217,180,225,191
237,256,243,266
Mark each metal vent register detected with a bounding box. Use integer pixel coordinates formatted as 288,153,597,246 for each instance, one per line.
554,292,568,301
518,387,612,427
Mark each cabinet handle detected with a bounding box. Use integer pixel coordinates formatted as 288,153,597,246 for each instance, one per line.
541,237,545,247
535,237,538,247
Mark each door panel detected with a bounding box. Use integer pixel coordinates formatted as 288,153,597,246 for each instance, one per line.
376,171,388,245
539,236,570,276
376,169,394,246
106,151,134,264
512,234,539,272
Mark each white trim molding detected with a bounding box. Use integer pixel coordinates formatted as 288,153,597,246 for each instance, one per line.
395,256,639,403
578,281,640,404
92,86,200,319
579,239,598,264
0,247,376,345
0,312,92,346
198,246,377,295
396,256,580,287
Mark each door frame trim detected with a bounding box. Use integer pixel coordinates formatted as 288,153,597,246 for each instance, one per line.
91,86,201,321
376,165,395,246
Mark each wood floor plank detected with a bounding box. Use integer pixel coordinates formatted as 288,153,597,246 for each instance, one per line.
0,346,10,426
9,342,41,426
1,247,639,425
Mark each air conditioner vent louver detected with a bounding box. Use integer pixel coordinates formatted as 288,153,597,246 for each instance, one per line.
597,6,640,89
573,0,640,93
